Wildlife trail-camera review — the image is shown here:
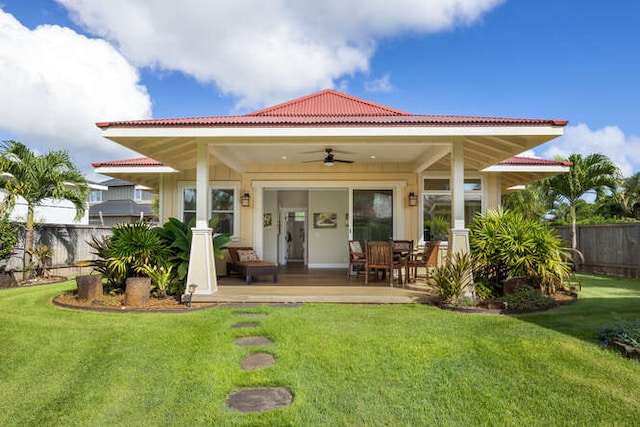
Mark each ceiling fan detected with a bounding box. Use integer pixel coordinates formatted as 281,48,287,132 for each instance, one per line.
303,148,354,166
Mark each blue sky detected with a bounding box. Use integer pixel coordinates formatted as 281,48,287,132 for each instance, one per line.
1,0,639,177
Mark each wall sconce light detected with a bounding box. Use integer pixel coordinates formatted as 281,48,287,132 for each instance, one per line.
408,192,418,207
241,192,251,207
187,284,198,307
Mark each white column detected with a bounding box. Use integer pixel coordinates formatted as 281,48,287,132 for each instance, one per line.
449,140,469,254
449,140,474,299
482,174,501,214
185,142,218,296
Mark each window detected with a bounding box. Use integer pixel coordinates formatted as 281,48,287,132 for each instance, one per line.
89,190,103,203
211,189,234,234
180,183,239,236
134,188,143,201
422,178,482,241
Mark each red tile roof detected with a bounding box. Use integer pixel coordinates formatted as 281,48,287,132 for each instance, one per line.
248,89,410,116
91,157,163,168
96,89,568,129
498,156,571,167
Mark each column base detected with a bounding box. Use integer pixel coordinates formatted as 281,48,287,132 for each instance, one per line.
448,228,475,300
185,227,218,296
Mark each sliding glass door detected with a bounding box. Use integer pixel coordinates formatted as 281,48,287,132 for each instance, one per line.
352,189,393,241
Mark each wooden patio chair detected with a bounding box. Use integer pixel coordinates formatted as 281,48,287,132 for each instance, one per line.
365,241,404,287
347,240,367,282
406,240,441,283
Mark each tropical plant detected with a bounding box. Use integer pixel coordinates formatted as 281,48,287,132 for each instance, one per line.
0,141,89,272
0,210,17,262
593,172,640,220
541,153,620,260
430,251,475,305
152,217,231,294
424,216,449,241
106,222,169,282
27,245,52,278
87,234,125,291
137,264,173,298
502,180,552,221
470,208,577,295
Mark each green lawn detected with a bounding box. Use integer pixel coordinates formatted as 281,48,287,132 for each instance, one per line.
0,275,639,426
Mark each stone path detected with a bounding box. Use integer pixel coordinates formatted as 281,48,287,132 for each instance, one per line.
226,306,299,412
225,387,293,413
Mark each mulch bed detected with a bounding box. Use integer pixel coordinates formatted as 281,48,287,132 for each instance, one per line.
443,291,578,314
53,292,220,312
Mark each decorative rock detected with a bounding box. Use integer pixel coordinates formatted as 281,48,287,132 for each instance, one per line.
76,275,103,301
234,312,267,318
241,352,276,371
231,322,260,329
226,387,292,412
125,277,151,308
0,271,18,289
235,336,273,347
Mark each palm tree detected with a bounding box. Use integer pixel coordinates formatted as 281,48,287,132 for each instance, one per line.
594,171,640,220
541,153,621,261
502,180,552,221
0,140,89,271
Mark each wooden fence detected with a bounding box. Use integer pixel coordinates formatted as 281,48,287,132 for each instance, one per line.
1,224,112,277
554,224,640,278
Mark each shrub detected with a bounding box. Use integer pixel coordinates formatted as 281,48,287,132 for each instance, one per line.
431,251,475,306
152,217,231,295
107,222,169,280
500,285,557,312
27,245,52,278
87,235,125,291
470,208,578,295
0,211,17,262
597,319,640,349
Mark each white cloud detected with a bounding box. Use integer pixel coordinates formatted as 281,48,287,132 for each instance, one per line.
365,74,392,93
57,0,503,108
538,124,640,177
0,9,151,172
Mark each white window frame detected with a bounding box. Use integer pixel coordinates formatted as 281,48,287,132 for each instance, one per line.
178,181,241,239
420,173,484,243
89,190,103,203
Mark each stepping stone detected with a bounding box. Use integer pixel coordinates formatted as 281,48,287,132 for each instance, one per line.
241,352,276,371
235,336,273,347
226,387,293,412
269,302,302,308
223,303,263,309
234,312,267,318
231,322,260,329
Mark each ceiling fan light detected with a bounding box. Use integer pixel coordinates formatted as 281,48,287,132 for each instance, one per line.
324,161,335,166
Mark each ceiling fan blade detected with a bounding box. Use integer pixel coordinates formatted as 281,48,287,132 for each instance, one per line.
334,159,354,163
302,159,324,163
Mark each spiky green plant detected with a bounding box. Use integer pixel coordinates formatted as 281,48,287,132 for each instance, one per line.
107,222,169,280
470,208,578,295
27,245,52,278
431,251,475,305
152,217,231,294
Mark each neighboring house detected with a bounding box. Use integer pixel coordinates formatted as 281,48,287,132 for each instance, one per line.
0,183,107,225
88,178,156,226
93,89,570,297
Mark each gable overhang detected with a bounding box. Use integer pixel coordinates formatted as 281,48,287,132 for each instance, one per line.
98,123,565,175
482,163,571,192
